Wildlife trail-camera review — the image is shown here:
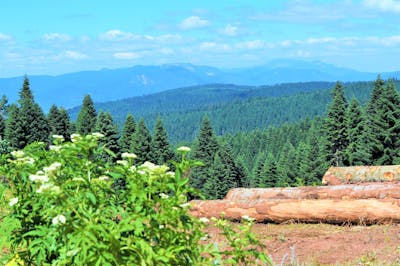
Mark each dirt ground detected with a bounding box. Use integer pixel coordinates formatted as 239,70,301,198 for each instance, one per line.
204,222,400,265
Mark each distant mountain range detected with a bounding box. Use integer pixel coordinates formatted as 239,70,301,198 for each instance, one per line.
0,59,398,110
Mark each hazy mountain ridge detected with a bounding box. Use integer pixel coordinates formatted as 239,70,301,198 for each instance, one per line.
0,59,397,110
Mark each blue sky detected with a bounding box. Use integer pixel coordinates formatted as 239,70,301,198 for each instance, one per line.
1,0,399,77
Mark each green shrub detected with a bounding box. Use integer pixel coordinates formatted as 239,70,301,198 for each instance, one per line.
0,134,272,265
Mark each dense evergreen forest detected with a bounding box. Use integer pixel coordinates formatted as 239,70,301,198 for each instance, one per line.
69,80,399,142
0,76,399,199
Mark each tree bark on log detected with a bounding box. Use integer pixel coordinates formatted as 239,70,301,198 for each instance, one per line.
322,165,400,185
224,182,400,201
190,199,400,224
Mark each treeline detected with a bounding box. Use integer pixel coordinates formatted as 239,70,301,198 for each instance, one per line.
68,80,400,143
221,76,400,189
0,77,245,199
0,76,399,199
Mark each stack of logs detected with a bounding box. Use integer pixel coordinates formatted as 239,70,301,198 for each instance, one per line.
190,165,400,224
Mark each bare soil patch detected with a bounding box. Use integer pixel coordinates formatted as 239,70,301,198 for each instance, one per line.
204,222,400,265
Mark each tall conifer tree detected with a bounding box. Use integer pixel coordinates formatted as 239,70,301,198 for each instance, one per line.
132,118,152,164
344,98,371,165
76,95,97,135
152,117,173,165
191,117,219,192
5,104,24,149
377,80,400,165
95,111,120,160
365,76,386,163
323,82,348,166
259,153,277,188
6,77,49,148
47,105,71,141
119,113,136,153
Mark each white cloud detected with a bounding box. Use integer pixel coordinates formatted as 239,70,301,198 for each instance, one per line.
43,33,71,42
199,42,231,52
113,52,141,60
179,16,209,30
363,0,400,13
64,50,88,60
0,33,12,41
220,24,238,37
158,48,174,55
100,30,135,41
236,40,264,50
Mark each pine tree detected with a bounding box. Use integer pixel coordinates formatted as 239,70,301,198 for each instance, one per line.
365,76,386,163
323,82,348,166
76,95,97,135
204,154,225,199
305,120,328,184
377,80,400,165
259,153,277,188
191,117,219,192
119,113,136,153
0,95,7,138
47,105,71,141
152,117,173,165
95,111,120,160
217,143,244,190
235,155,250,187
59,108,71,141
251,152,266,187
294,141,310,186
344,98,371,166
132,118,152,164
204,144,244,199
276,141,296,187
6,77,49,148
5,104,24,149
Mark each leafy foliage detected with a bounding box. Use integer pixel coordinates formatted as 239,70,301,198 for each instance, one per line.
0,134,270,265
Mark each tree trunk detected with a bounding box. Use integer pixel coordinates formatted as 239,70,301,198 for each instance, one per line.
225,182,400,201
190,199,400,224
322,165,400,185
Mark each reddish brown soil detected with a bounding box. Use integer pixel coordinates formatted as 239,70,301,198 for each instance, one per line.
204,222,400,265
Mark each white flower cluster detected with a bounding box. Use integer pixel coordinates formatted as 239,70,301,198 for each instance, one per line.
9,197,18,207
71,133,81,143
116,160,128,167
37,183,60,193
140,161,169,174
121,152,137,159
49,145,62,152
241,215,255,222
52,214,66,225
52,135,64,142
29,165,61,194
159,193,169,199
11,150,25,158
43,162,62,176
199,217,209,223
29,173,50,183
177,146,191,152
92,132,105,138
10,150,35,165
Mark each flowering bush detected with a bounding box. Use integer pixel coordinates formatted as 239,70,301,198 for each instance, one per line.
0,134,271,265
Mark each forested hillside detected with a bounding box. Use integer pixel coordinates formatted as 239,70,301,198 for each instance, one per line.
0,76,399,199
69,80,399,143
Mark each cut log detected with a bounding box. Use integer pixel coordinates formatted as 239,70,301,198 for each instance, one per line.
322,165,400,185
224,182,400,201
190,199,400,224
